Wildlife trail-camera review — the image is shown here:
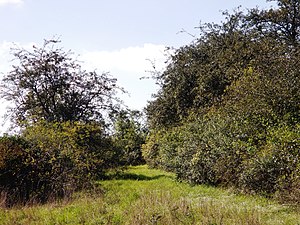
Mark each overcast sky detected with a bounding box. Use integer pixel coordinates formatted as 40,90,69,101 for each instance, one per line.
0,0,275,133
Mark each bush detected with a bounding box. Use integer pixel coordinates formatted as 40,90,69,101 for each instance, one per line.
276,170,300,204
0,121,120,207
171,115,246,186
112,110,146,166
143,113,300,203
0,135,42,206
143,114,250,186
239,125,300,197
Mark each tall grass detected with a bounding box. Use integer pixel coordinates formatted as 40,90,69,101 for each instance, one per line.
1,165,299,224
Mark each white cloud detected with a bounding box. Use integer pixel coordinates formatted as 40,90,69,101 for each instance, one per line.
81,43,167,74
0,0,24,6
0,42,13,134
80,44,168,110
0,41,14,74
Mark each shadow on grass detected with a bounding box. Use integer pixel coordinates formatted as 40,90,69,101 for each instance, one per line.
105,172,172,181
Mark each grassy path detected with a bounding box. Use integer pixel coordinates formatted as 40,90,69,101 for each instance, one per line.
0,165,299,224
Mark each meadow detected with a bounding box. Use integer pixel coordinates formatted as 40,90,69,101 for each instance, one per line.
0,165,299,225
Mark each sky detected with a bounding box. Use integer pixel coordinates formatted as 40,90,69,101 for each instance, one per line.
0,0,275,133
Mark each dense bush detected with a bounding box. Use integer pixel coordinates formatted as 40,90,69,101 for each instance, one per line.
0,136,26,203
144,0,300,203
143,117,300,200
143,114,250,186
0,135,47,206
239,125,300,196
142,131,162,168
0,121,121,207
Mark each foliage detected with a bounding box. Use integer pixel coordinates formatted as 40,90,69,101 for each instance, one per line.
0,121,120,207
112,110,147,166
142,130,162,168
0,135,45,206
0,39,129,206
246,0,300,46
144,0,300,202
0,39,122,127
146,10,259,129
143,114,250,186
239,125,300,196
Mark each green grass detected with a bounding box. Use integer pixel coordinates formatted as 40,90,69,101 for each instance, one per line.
0,165,300,224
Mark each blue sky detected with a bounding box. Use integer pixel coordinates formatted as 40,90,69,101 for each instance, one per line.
0,0,275,133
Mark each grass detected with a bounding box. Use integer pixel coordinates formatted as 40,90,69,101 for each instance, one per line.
0,165,300,224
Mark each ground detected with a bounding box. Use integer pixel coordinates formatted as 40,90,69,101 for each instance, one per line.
1,165,299,224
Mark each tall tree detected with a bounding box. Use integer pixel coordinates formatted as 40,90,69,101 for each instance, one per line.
1,39,123,127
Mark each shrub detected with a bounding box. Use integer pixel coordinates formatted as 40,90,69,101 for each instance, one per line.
0,121,120,207
144,114,251,186
143,113,300,203
112,110,147,166
0,135,41,206
239,125,300,197
172,115,245,186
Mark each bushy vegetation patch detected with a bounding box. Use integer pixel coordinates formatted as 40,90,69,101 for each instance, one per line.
144,0,300,202
0,39,146,207
0,121,122,207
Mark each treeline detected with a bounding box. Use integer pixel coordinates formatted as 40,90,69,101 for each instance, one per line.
0,40,146,207
143,0,300,203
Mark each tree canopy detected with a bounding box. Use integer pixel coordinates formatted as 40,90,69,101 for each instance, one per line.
1,39,123,127
146,0,300,129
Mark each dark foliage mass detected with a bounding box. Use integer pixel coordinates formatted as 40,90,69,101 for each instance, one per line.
143,0,300,203
0,121,121,207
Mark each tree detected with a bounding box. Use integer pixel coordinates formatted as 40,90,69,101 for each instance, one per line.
0,39,123,127
146,0,300,130
145,10,256,129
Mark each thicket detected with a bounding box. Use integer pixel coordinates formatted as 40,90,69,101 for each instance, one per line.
0,122,115,206
0,119,145,207
143,0,300,203
0,40,145,207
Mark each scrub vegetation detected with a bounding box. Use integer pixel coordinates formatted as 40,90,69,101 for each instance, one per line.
144,0,300,203
0,0,299,224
